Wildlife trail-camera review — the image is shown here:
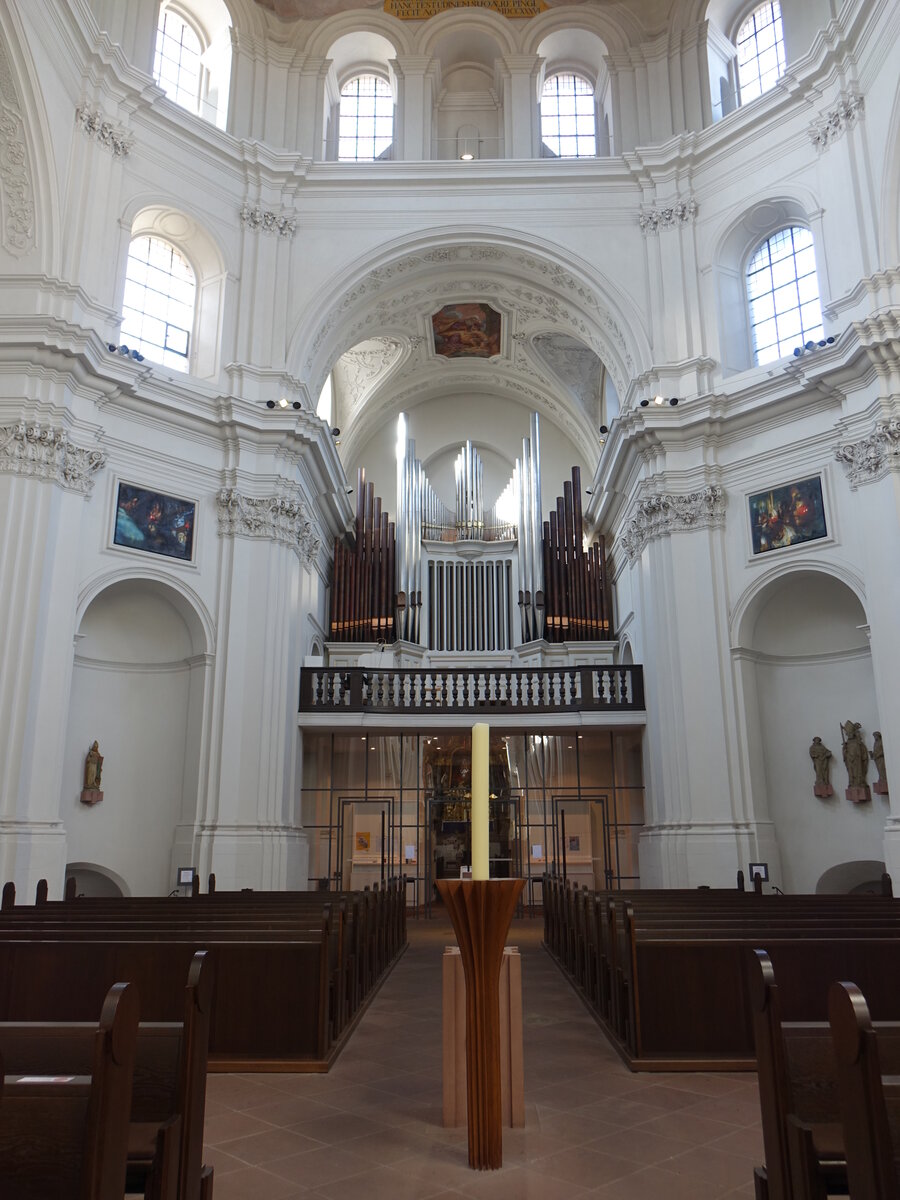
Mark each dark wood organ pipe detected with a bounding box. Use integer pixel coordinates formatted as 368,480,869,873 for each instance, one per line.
543,466,612,641
329,468,396,642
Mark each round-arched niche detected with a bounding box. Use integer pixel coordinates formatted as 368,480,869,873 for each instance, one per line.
63,578,209,897
739,569,881,895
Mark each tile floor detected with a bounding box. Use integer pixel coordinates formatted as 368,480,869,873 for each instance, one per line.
202,916,764,1199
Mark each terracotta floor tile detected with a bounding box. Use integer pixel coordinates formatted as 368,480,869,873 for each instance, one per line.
201,916,770,1199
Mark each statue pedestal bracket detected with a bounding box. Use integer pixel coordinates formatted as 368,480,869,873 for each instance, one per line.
814,783,834,798
80,789,103,806
846,785,871,804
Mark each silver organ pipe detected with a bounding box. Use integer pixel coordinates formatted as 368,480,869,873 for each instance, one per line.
394,411,543,650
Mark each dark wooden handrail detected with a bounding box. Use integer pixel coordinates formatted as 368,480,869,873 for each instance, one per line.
299,664,644,714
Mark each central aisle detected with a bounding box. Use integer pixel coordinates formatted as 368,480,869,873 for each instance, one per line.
203,916,762,1199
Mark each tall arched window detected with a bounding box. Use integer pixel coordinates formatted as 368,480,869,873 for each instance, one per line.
540,73,596,158
153,1,232,128
746,227,823,364
339,75,394,162
736,2,786,103
121,236,196,373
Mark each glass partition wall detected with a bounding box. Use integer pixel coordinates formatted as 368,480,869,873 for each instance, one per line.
300,729,644,911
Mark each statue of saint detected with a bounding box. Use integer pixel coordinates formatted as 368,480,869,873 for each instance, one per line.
84,741,103,791
841,720,870,799
873,731,889,795
809,737,834,797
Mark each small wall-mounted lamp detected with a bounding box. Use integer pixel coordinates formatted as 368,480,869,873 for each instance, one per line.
108,343,144,362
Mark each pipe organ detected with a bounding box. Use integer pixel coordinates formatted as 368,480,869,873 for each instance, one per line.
329,412,612,648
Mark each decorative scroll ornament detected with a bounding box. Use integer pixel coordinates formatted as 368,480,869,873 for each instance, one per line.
0,422,106,494
0,39,36,256
239,204,297,239
808,92,864,152
834,419,900,488
216,488,320,563
619,485,726,561
638,199,698,235
74,103,133,157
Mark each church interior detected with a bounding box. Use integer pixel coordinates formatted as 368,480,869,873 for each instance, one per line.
1,0,900,1194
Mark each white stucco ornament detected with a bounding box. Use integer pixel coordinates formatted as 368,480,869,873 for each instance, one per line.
834,420,900,488
619,485,726,561
217,487,320,563
0,422,106,494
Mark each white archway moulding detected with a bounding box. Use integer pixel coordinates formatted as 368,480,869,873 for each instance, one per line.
76,567,216,657
292,228,651,418
65,860,132,897
729,558,868,651
816,859,886,895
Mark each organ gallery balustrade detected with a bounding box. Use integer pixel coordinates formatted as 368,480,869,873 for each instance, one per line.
298,664,644,714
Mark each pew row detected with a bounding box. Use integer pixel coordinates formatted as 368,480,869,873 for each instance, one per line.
0,982,139,1200
0,878,407,1072
542,874,900,1070
0,951,213,1200
829,980,900,1200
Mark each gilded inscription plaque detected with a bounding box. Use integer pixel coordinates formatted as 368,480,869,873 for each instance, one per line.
385,0,546,17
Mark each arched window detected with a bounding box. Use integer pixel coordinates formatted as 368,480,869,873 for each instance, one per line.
736,2,786,103
746,227,823,364
121,236,196,373
152,2,232,128
540,73,596,158
338,75,394,162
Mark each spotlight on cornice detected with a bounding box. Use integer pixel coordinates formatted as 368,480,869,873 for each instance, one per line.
639,399,650,408
460,151,474,161
331,427,341,437
653,395,665,406
292,401,302,410
669,397,679,406
599,425,608,434
278,397,289,408
265,400,276,409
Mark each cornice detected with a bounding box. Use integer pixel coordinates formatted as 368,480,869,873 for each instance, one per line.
0,421,106,494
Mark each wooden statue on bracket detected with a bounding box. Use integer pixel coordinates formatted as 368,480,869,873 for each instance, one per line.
872,731,889,796
809,737,834,798
841,720,871,804
81,740,104,806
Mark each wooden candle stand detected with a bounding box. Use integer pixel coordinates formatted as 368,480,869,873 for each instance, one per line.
436,877,524,1170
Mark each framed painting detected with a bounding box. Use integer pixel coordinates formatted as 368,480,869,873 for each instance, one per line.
748,475,827,556
431,302,501,358
113,481,196,562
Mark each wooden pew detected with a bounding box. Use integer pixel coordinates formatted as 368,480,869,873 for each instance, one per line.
0,981,139,1200
829,980,900,1200
0,951,213,1200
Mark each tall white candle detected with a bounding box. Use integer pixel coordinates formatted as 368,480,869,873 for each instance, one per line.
471,722,490,881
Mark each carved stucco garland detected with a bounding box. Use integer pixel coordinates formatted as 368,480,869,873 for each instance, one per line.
834,420,900,489
0,423,106,494
619,485,726,561
0,39,35,256
217,488,320,564
239,204,297,239
808,92,864,152
638,199,698,235
75,103,133,157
